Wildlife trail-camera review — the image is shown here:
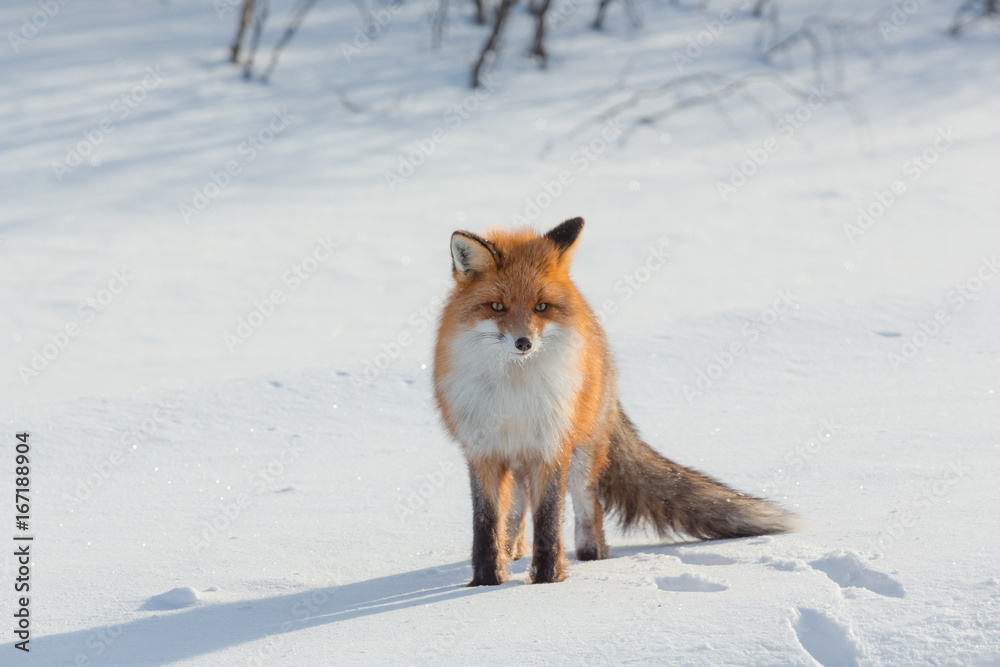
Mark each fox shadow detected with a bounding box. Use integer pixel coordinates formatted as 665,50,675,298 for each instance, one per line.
7,542,742,665
3,559,525,666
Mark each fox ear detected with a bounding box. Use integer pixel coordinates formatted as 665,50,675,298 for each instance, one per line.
451,231,497,279
545,217,584,256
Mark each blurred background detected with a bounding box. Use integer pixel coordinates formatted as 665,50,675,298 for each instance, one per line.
3,0,998,405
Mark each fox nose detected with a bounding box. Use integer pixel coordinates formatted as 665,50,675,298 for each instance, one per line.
515,337,532,352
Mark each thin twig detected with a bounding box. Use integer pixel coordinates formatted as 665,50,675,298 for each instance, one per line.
530,0,553,64
592,0,613,30
242,0,270,80
260,0,320,82
950,0,1000,35
471,0,518,88
432,0,450,50
564,71,871,153
230,0,255,63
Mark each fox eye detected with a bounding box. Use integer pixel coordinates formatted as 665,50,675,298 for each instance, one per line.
490,302,505,312
534,303,548,312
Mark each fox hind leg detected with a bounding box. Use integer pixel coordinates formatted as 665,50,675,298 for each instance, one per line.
504,472,529,561
569,445,609,561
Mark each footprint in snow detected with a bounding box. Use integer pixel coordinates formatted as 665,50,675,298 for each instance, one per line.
655,573,728,592
792,607,863,667
809,552,905,598
759,555,808,572
140,586,200,611
675,552,737,566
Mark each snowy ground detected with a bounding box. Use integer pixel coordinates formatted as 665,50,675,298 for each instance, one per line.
1,0,999,664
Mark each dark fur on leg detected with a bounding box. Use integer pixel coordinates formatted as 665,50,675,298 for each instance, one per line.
468,469,508,586
529,466,569,584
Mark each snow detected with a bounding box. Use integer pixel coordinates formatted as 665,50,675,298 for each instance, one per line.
1,0,999,664
655,573,729,593
141,588,202,612
808,552,906,599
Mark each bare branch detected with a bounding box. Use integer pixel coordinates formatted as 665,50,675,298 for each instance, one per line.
530,0,553,64
472,0,518,88
593,0,642,30
950,0,1000,35
592,0,613,30
335,87,410,115
242,0,270,80
760,15,887,88
230,0,256,63
752,0,773,18
588,56,637,105
570,71,871,153
260,0,320,83
432,0,451,50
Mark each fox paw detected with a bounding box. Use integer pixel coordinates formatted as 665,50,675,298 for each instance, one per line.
468,569,507,587
530,555,569,584
506,534,528,561
576,542,610,561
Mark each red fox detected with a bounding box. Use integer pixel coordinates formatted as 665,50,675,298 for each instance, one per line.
433,217,797,586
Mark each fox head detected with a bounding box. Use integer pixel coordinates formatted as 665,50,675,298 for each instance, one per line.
442,217,585,361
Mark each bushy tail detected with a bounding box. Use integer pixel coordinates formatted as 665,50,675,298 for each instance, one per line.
597,407,798,541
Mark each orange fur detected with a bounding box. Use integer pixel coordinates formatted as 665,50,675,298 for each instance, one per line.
433,217,797,586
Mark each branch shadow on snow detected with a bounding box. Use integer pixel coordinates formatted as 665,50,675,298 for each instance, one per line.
4,560,511,666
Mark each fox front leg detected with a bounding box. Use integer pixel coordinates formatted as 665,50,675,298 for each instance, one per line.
468,464,511,586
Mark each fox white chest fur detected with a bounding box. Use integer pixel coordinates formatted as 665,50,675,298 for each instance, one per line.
432,219,796,588
438,319,584,462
